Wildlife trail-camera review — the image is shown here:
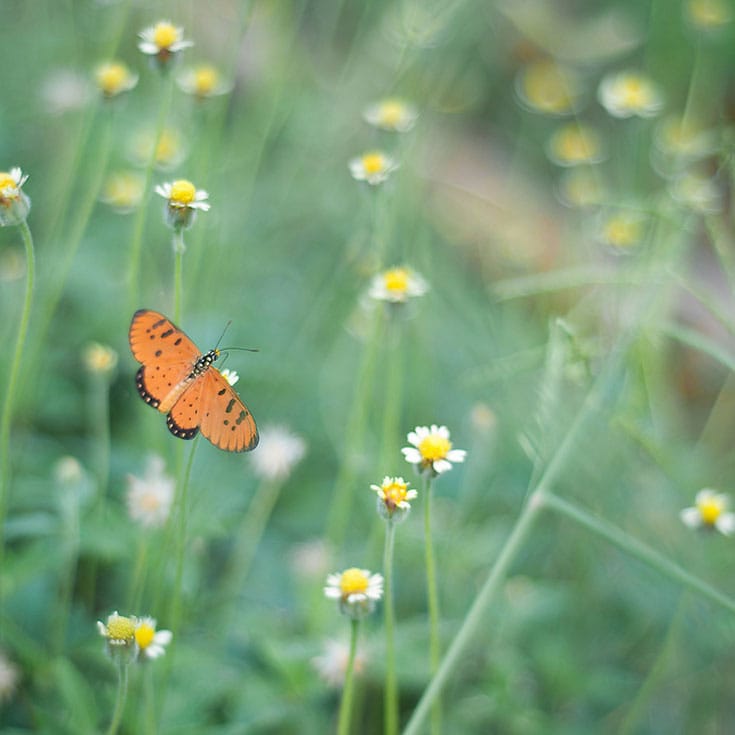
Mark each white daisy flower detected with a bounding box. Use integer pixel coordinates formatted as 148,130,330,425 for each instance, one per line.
177,64,232,99
324,568,384,619
97,612,138,663
598,71,664,119
101,170,145,214
312,638,367,688
349,151,399,185
368,266,428,304
155,179,209,230
371,476,417,522
125,455,174,529
515,60,583,116
135,617,173,660
249,425,306,482
681,489,735,535
546,124,605,167
363,98,418,132
0,167,31,227
94,61,138,98
402,424,466,476
138,20,193,66
220,368,239,386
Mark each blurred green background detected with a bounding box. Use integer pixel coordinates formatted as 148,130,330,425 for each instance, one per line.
2,0,735,732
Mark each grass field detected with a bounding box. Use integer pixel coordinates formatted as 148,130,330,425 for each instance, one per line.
2,1,735,733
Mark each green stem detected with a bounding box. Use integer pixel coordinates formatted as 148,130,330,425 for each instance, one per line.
403,492,545,735
0,219,35,552
127,72,175,313
337,618,360,735
383,519,399,735
90,373,112,503
223,478,283,600
379,316,403,469
105,661,129,735
127,534,150,613
540,491,735,614
173,228,185,324
422,474,442,735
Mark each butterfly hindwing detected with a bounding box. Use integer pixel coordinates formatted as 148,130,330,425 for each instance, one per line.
199,369,259,452
166,377,205,440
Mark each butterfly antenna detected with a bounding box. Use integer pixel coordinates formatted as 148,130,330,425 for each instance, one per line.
214,320,232,350
220,346,260,353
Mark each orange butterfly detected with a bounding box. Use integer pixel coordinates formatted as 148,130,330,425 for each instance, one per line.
129,309,259,452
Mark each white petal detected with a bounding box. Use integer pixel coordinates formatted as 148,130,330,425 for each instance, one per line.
680,507,702,528
432,459,452,474
446,449,466,463
435,425,450,438
324,587,341,599
402,448,421,464
154,630,173,646
716,513,735,535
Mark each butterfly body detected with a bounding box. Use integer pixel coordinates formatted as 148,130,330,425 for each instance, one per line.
129,310,258,452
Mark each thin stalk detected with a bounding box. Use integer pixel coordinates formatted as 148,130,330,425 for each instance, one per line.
90,372,113,503
337,618,360,735
0,220,35,553
383,519,399,735
422,474,442,735
127,72,175,313
379,316,403,470
540,491,735,615
326,308,384,546
127,534,150,612
173,228,186,324
403,492,545,735
105,661,130,735
223,478,284,600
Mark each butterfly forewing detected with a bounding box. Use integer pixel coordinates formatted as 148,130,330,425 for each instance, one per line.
166,377,205,440
129,309,199,368
199,369,259,452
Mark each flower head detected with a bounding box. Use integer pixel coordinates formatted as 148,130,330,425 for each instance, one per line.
546,124,605,167
220,368,239,386
249,425,306,482
402,424,466,477
324,567,384,619
155,179,209,230
598,209,647,250
101,171,145,213
371,476,417,522
686,0,732,30
349,151,398,185
83,342,118,375
177,64,232,99
681,489,735,535
368,266,428,304
598,71,664,119
126,455,175,529
135,617,172,660
95,61,138,98
98,611,138,662
129,127,186,170
556,168,608,209
0,167,30,227
515,60,582,116
669,170,722,214
363,98,418,132
138,21,192,67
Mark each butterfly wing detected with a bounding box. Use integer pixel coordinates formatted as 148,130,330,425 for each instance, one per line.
129,309,201,412
198,368,259,452
166,376,205,440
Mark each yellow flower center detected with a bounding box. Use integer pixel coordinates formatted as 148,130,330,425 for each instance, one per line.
104,172,143,208
97,63,129,95
106,615,136,642
555,128,598,163
193,65,219,95
418,434,452,461
379,100,405,127
340,568,369,596
382,479,409,505
362,153,385,175
522,63,576,114
619,78,649,109
138,492,162,513
85,344,117,373
169,179,196,204
153,22,179,50
0,173,17,194
603,217,642,248
135,623,155,649
697,496,724,525
383,267,409,294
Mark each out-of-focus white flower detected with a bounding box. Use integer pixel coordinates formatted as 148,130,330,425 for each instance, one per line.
135,617,172,660
681,489,735,535
249,425,306,482
515,60,583,116
368,266,428,303
138,21,193,66
598,71,664,119
177,64,232,99
546,124,605,167
0,649,19,703
349,151,399,185
363,98,418,132
125,455,175,529
325,568,384,619
402,424,466,476
312,638,367,687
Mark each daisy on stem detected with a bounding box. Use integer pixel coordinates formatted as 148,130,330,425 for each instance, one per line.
0,167,33,562
138,21,193,70
372,476,417,735
681,489,735,535
97,612,137,735
402,424,466,735
325,567,384,735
